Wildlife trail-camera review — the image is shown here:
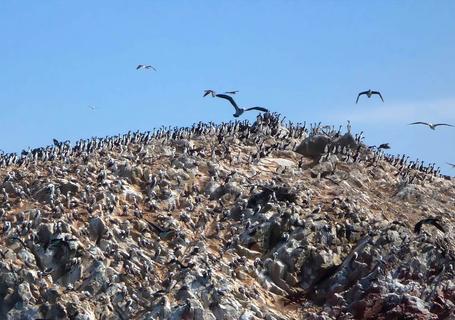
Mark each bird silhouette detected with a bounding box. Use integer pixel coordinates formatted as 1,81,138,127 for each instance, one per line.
409,122,454,130
356,90,384,103
414,217,445,234
136,64,156,71
206,93,269,118
203,90,238,97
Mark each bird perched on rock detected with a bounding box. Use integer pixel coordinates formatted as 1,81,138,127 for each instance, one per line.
414,217,445,234
409,122,454,130
206,93,269,118
356,90,384,103
136,64,156,71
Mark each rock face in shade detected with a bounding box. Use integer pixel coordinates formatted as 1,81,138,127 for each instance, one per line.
0,114,453,319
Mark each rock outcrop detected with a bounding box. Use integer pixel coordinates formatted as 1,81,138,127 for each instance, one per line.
0,114,453,319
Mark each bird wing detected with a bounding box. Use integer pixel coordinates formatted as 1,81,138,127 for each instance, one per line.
433,123,454,127
409,122,429,126
432,220,446,233
414,220,423,233
224,91,239,95
215,94,241,112
372,91,384,102
149,66,157,71
447,162,455,168
244,106,270,113
203,90,213,97
136,65,143,70
356,91,368,104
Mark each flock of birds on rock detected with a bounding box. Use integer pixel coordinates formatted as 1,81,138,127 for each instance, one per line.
0,110,452,318
0,112,451,237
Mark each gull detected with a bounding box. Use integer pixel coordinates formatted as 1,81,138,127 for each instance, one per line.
356,90,384,104
414,217,445,234
136,64,156,71
208,93,269,118
203,90,239,97
408,122,454,130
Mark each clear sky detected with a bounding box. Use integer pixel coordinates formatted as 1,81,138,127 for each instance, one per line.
1,1,454,173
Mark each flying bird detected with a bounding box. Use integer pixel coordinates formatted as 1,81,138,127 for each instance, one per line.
207,93,269,118
203,90,239,97
414,217,446,234
89,106,96,111
447,163,455,168
136,64,156,71
356,90,384,104
203,90,216,97
408,122,454,130
378,143,390,150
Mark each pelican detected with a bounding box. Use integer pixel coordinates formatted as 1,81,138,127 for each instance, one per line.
356,90,384,103
207,93,269,118
136,64,156,71
409,122,454,130
414,217,445,234
203,90,239,97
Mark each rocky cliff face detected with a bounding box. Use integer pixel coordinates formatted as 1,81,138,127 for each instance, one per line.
0,114,454,319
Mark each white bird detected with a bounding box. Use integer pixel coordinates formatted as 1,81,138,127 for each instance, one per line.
408,122,454,130
356,89,384,103
136,64,156,71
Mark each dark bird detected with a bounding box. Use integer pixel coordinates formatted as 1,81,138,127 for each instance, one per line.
409,122,454,130
378,143,391,150
203,90,239,97
356,90,384,104
414,217,446,234
136,64,156,71
203,90,216,97
211,93,269,118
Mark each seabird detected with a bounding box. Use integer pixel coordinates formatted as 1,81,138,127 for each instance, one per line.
414,217,445,234
408,122,454,130
356,90,384,104
378,143,390,150
203,90,216,97
203,90,239,97
136,64,156,71
209,93,269,118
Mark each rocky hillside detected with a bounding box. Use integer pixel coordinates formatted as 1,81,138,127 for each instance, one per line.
0,114,454,319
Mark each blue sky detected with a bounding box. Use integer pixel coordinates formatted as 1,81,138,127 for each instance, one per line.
1,1,454,173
